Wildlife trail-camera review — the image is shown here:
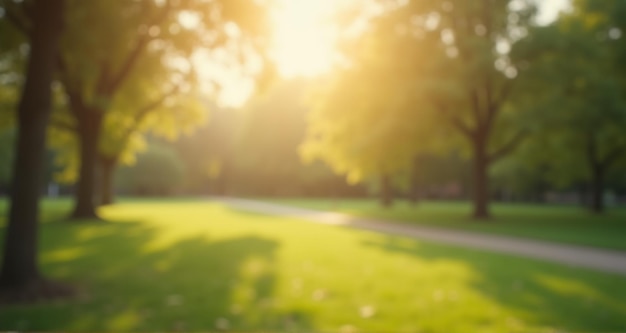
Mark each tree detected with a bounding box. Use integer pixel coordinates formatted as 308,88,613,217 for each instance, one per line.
510,3,626,213
0,0,69,300
96,85,205,205
406,0,536,218
58,0,271,219
300,22,438,207
58,0,187,218
48,72,206,206
303,0,537,214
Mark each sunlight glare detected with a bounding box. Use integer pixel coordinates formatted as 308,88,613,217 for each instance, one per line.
269,0,572,78
271,0,349,78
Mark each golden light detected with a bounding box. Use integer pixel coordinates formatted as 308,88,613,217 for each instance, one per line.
271,0,348,78
268,0,572,78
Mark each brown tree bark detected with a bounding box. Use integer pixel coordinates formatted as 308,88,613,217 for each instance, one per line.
0,0,70,299
589,165,605,214
380,174,394,208
99,156,117,206
408,157,420,206
472,137,490,219
584,134,611,215
70,112,102,219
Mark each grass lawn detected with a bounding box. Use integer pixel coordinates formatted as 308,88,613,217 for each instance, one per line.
265,198,626,251
1,198,626,332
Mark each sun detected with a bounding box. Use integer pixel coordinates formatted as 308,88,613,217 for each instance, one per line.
191,0,359,107
271,0,347,78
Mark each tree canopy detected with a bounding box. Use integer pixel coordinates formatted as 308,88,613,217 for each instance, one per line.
301,0,539,215
505,0,626,212
47,0,274,217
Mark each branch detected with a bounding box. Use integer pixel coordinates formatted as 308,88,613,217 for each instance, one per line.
57,56,87,116
484,77,495,126
104,38,150,95
493,77,515,110
105,0,174,94
96,60,112,96
489,130,528,162
585,131,599,170
1,0,30,35
436,100,474,139
105,84,181,162
469,88,484,124
602,143,626,168
485,77,515,131
120,83,181,142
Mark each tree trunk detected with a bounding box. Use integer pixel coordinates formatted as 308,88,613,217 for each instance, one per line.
0,0,65,295
408,157,420,206
70,112,102,219
472,141,490,219
380,174,393,208
590,165,605,214
99,157,116,206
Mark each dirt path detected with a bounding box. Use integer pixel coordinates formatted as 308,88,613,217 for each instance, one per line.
216,197,626,276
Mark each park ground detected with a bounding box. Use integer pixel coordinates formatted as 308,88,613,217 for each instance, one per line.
0,198,626,332
267,198,626,251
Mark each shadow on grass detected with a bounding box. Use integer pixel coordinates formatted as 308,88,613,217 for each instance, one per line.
362,235,626,332
1,218,311,332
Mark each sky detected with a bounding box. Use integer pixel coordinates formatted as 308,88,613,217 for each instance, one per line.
538,0,571,25
212,0,572,107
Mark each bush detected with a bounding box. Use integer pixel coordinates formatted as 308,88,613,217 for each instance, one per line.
116,144,185,196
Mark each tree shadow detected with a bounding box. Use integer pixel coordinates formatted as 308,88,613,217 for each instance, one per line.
0,219,311,332
361,235,626,332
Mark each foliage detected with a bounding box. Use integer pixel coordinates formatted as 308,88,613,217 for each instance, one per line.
46,0,217,181
170,79,362,197
302,0,539,215
42,0,276,217
48,89,207,184
0,6,24,132
300,23,439,185
116,144,185,196
235,78,347,196
507,0,626,211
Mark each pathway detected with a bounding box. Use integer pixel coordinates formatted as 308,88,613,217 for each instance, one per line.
215,197,626,276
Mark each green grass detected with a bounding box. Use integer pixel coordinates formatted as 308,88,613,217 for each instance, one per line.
266,198,626,251
1,199,626,332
